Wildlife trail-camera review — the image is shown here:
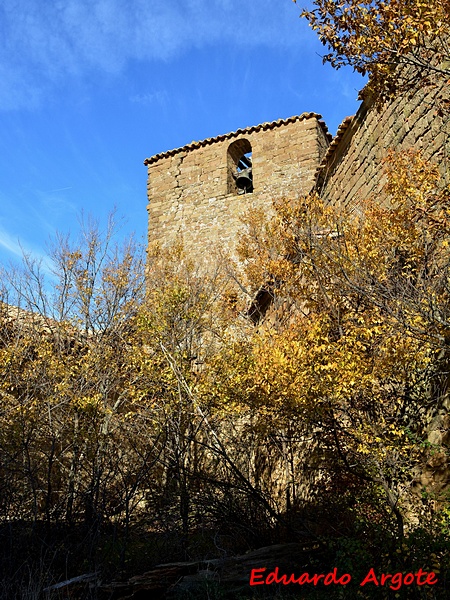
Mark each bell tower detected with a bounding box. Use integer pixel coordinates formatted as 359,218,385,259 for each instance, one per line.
144,114,330,262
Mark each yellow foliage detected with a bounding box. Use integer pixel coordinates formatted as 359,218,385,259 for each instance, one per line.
299,0,450,100
203,150,450,523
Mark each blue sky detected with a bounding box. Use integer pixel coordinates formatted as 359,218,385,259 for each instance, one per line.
0,0,365,265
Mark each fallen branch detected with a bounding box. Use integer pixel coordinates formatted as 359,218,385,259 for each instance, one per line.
43,572,98,591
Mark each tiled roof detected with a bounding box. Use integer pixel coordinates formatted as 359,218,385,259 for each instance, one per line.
1,302,50,327
314,115,354,188
144,113,331,165
320,116,354,169
0,302,80,336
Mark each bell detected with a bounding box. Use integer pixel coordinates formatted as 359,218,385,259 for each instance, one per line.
235,167,253,193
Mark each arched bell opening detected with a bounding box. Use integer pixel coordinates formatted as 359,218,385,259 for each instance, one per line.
227,139,253,195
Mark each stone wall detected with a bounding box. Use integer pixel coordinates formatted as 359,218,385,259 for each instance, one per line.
315,77,450,506
317,79,450,208
145,75,450,262
145,114,330,262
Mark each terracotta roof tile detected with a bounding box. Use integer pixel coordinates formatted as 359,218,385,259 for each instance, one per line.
314,115,354,188
320,116,354,167
144,113,331,165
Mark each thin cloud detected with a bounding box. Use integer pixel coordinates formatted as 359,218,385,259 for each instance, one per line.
0,227,23,257
0,0,308,110
129,90,169,107
47,187,73,193
0,224,48,266
36,189,77,221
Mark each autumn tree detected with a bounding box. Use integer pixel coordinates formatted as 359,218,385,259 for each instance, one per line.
206,150,450,543
0,216,171,587
2,159,449,592
136,242,232,547
138,242,301,548
300,0,450,99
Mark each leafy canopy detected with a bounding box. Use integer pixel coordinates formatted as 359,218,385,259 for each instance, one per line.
205,149,450,536
299,0,450,99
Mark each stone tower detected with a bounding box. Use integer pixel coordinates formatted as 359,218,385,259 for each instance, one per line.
144,113,330,262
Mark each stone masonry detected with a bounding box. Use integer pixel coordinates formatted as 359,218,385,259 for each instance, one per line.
144,114,330,261
145,74,449,262
317,78,450,208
